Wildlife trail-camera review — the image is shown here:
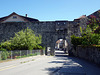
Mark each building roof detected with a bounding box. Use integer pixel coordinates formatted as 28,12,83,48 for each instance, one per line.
56,40,64,44
56,40,60,44
77,15,87,19
0,12,39,23
74,15,87,21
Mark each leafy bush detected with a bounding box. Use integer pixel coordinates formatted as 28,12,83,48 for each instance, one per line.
1,28,42,50
1,51,8,60
71,15,100,47
71,33,100,46
1,41,11,50
33,45,43,49
87,15,100,31
93,45,100,47
0,48,7,51
71,35,83,46
89,33,100,45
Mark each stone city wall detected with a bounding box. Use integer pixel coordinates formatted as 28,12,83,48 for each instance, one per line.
0,20,82,42
74,46,100,65
0,19,87,55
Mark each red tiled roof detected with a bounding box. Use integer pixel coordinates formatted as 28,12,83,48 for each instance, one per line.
56,40,60,43
77,15,86,19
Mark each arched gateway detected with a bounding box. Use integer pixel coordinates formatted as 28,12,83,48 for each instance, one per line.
0,11,90,55
0,19,84,55
1,10,100,55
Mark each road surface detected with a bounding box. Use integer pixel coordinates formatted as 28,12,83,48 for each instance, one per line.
0,50,100,75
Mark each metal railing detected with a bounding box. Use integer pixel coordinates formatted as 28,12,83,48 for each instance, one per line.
0,50,44,60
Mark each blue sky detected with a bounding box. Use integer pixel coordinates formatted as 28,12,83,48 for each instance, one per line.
0,0,100,21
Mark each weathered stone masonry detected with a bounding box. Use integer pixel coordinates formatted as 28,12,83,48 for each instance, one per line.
74,46,100,65
0,19,86,55
1,10,100,55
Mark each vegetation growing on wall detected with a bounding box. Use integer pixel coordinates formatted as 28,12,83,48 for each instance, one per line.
71,15,100,47
0,28,43,50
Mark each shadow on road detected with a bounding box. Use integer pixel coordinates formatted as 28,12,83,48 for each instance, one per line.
45,50,100,75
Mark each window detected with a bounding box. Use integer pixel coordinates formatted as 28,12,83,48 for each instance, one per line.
64,22,66,24
13,16,17,19
58,22,60,24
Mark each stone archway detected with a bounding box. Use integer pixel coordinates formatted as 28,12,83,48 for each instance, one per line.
0,20,80,56
55,39,68,52
42,21,72,56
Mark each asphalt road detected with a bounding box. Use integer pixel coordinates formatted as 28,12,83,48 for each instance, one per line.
0,50,100,75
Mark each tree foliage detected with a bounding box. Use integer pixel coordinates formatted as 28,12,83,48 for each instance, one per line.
0,28,42,50
71,15,100,47
87,15,100,31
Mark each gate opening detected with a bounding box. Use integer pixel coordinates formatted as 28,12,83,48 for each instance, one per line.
55,39,68,54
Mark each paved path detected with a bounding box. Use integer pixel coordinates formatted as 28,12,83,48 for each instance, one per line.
0,50,100,75
54,50,100,75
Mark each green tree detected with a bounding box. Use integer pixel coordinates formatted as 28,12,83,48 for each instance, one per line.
87,15,100,31
1,28,42,50
71,14,100,46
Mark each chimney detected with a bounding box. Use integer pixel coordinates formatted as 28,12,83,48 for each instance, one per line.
25,14,27,17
